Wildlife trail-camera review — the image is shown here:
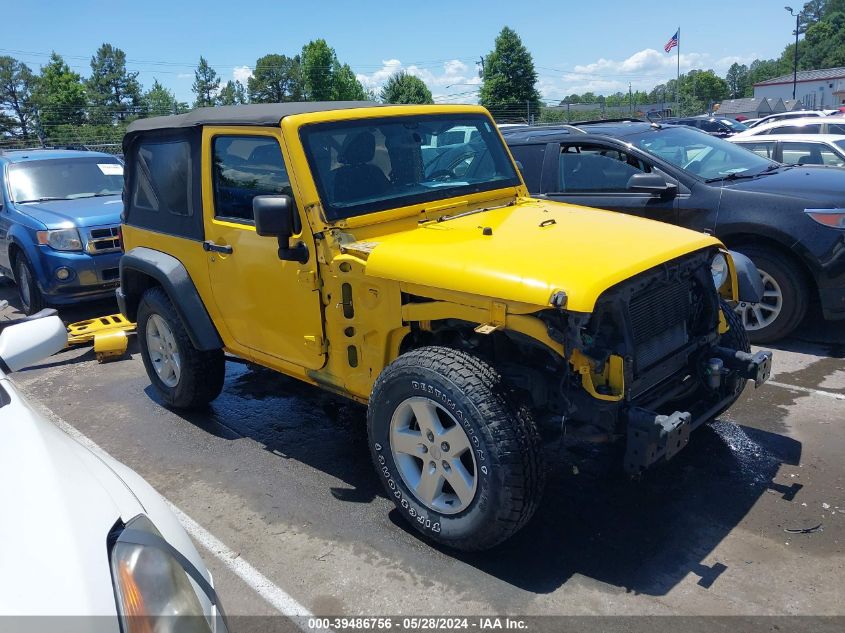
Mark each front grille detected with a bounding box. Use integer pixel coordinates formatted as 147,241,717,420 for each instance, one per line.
85,226,121,254
102,267,119,281
629,278,691,372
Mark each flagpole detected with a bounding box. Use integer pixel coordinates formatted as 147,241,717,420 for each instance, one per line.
676,26,680,115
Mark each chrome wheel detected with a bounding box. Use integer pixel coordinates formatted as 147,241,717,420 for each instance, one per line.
389,396,478,515
145,314,181,388
734,268,783,331
16,260,32,312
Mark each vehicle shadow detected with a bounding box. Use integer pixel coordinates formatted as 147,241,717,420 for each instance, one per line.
164,361,801,597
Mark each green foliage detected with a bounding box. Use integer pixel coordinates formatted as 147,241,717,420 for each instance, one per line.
725,63,750,99
192,56,220,108
480,27,541,115
380,71,433,104
332,61,367,100
33,52,87,131
87,43,141,123
300,39,367,101
247,54,302,103
218,80,247,106
0,56,38,138
142,79,188,116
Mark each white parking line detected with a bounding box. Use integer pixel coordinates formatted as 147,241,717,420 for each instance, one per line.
29,398,321,629
766,381,845,401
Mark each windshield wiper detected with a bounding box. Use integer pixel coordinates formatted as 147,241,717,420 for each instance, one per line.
706,172,761,183
15,196,68,203
436,200,514,223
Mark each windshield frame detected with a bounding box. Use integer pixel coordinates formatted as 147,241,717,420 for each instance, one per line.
6,156,124,204
620,125,779,182
299,113,521,222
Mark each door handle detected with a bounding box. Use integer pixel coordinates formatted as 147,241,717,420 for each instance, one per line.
203,241,233,254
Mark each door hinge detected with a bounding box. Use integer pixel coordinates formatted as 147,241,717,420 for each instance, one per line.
298,269,320,290
304,335,329,353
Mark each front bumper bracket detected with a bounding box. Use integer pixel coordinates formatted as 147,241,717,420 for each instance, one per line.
714,347,773,387
624,408,692,475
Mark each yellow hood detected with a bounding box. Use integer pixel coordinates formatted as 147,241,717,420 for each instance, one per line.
359,198,720,313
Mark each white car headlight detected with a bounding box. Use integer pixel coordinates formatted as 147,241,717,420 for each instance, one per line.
36,228,83,252
110,515,226,633
711,253,729,290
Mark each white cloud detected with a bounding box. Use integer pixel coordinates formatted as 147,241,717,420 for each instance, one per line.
233,65,253,84
356,59,481,101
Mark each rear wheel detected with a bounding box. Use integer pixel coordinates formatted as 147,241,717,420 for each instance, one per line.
137,286,225,409
14,254,44,316
367,346,544,551
732,245,808,343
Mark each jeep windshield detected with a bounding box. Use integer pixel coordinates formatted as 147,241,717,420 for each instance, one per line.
8,157,124,203
622,126,777,182
300,114,520,220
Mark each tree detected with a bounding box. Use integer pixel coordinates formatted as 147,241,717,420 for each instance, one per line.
192,56,220,108
218,80,247,106
380,71,433,104
0,56,37,138
33,52,87,131
142,79,187,116
247,54,302,103
87,43,141,123
301,39,336,100
725,63,750,99
300,39,367,101
479,27,541,119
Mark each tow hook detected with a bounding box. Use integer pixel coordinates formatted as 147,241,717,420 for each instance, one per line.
713,347,774,387
624,408,692,475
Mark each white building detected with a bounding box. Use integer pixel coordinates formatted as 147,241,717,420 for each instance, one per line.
754,67,845,109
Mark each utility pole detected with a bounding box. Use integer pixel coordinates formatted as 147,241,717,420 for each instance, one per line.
785,6,801,100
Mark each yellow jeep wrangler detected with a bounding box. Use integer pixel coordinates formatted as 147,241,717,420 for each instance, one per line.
118,103,772,550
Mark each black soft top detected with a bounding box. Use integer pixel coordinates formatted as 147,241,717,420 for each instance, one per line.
126,101,380,134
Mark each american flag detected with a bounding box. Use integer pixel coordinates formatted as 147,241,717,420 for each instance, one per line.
665,30,679,53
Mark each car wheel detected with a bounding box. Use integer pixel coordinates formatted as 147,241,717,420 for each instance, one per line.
137,286,225,409
14,254,44,316
732,245,808,343
367,346,544,551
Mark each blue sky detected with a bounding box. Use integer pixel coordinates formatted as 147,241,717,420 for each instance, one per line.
2,0,796,103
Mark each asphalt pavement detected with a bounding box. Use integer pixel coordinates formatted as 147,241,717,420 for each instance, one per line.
2,281,844,625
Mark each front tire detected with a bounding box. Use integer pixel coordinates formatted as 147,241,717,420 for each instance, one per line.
137,286,225,409
367,346,544,551
14,254,44,315
733,245,808,343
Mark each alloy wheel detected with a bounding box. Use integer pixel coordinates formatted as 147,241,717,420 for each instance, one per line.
734,268,783,331
146,314,181,388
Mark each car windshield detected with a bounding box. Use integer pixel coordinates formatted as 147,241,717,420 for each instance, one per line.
7,157,123,203
622,126,776,180
721,119,748,131
836,140,845,153
300,113,520,220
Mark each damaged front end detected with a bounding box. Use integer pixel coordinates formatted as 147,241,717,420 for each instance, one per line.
544,249,773,475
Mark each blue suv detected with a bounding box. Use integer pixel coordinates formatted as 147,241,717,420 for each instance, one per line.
0,149,124,314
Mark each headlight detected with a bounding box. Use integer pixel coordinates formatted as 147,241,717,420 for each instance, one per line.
36,228,83,251
710,253,728,290
110,515,226,633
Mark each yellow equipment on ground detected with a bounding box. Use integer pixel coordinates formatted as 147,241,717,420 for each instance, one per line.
66,314,136,362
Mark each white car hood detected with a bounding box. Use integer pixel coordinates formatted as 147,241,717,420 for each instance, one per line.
0,376,143,618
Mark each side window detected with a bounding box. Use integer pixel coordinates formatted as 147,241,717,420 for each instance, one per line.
781,142,845,166
770,124,821,135
212,136,292,223
558,144,650,193
739,142,776,159
508,144,546,193
827,123,845,135
132,140,192,216
699,120,720,132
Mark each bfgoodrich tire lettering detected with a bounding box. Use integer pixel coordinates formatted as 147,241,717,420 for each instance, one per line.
137,286,225,409
367,346,544,551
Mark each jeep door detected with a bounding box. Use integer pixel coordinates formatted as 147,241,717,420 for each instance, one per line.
544,141,679,224
201,128,325,370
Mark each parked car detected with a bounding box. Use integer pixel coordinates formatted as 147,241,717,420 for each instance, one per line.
504,121,845,342
730,134,845,167
733,116,845,138
116,103,771,551
0,149,124,315
0,311,226,630
662,115,748,137
743,110,830,129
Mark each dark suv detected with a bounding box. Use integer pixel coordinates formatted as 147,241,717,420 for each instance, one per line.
661,116,748,137
504,121,845,342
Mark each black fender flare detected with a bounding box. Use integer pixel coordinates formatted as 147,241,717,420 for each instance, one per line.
728,250,764,304
118,247,223,351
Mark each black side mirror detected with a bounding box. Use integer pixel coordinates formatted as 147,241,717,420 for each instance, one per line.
253,195,309,264
627,173,678,198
